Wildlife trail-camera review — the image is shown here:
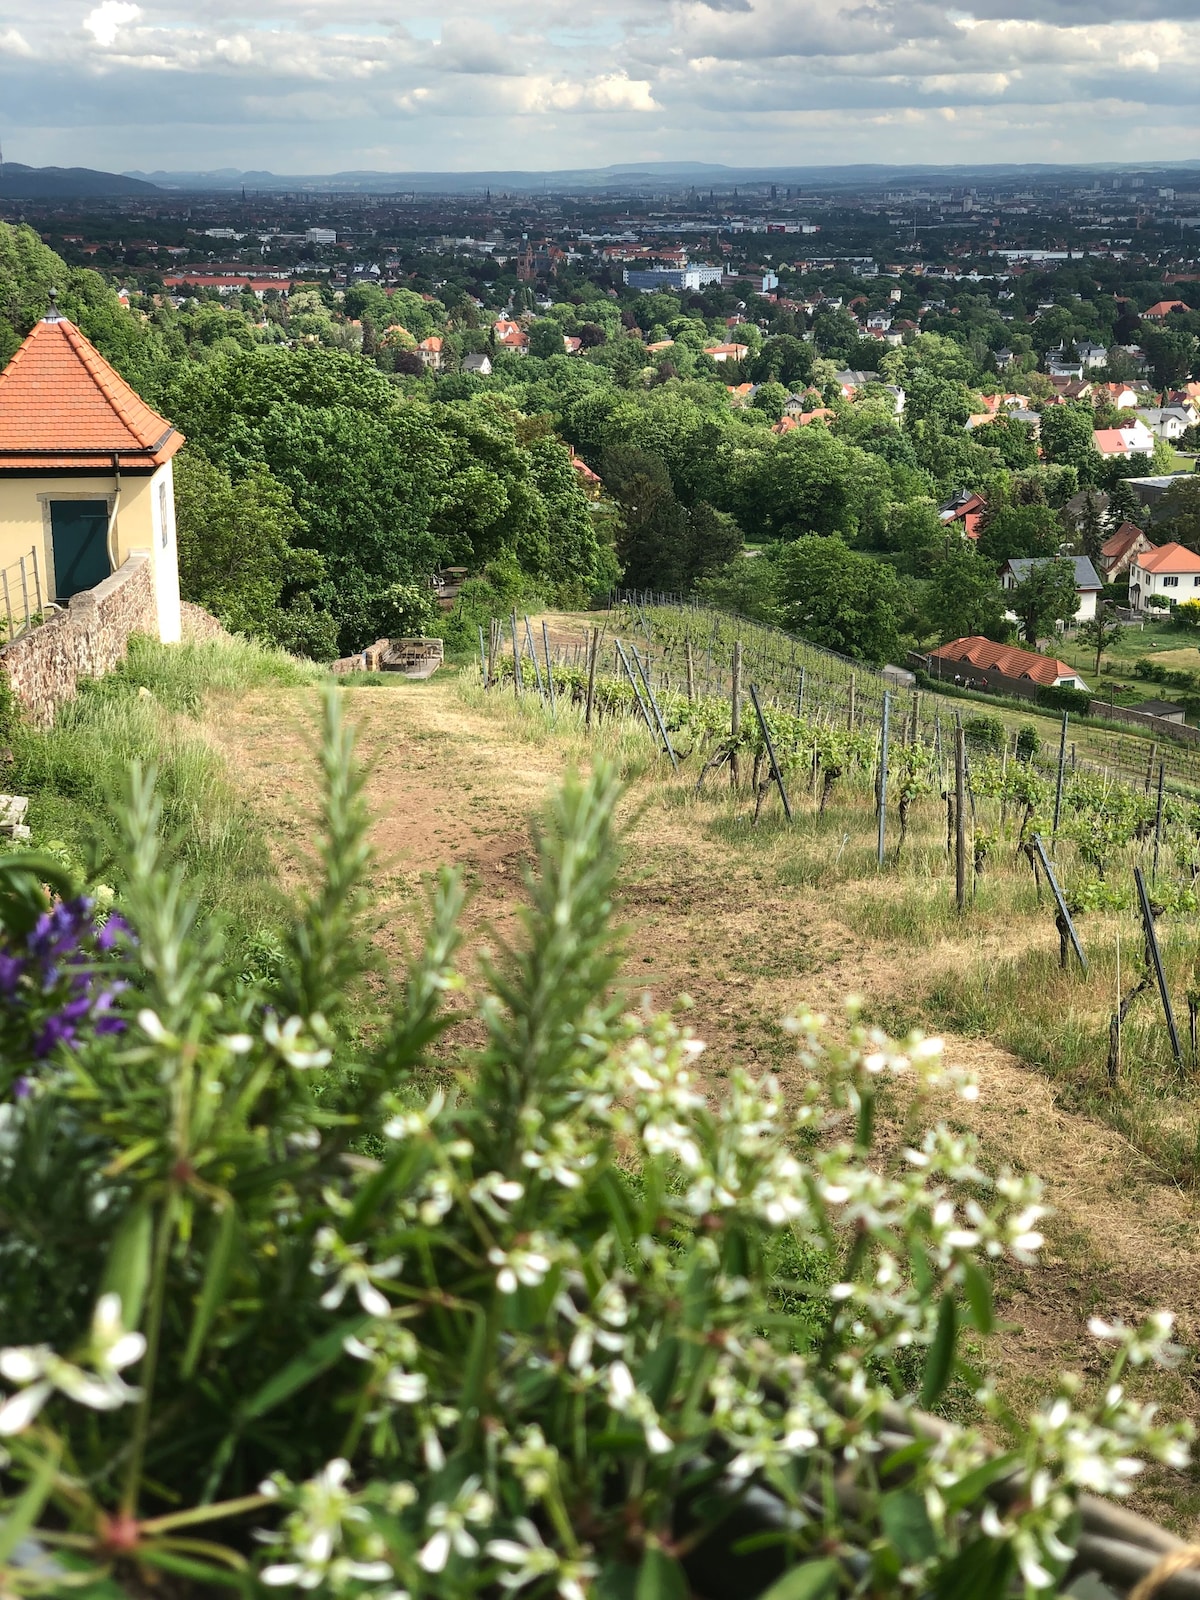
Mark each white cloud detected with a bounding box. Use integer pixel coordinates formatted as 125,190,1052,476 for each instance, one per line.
82,0,140,46
0,0,1194,168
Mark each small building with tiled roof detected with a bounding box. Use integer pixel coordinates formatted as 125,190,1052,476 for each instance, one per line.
0,296,182,641
926,636,1088,692
1098,520,1153,579
1129,542,1200,613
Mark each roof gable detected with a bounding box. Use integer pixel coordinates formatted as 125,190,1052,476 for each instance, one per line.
1136,542,1200,574
929,635,1076,686
0,315,182,471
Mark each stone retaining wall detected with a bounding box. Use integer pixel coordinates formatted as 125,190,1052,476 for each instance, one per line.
0,554,156,728
1088,700,1200,745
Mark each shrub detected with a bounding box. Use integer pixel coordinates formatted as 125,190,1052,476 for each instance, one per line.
0,694,1191,1600
1036,683,1091,715
1016,722,1040,762
963,713,1005,755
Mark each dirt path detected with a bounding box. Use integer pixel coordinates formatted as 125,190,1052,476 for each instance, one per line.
216,675,1200,1529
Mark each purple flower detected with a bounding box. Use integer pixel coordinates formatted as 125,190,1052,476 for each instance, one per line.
96,912,133,953
33,1012,81,1058
0,950,23,997
12,1076,31,1100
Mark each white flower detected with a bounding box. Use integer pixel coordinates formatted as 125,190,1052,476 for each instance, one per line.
489,1242,552,1295
264,1013,333,1070
418,1478,493,1572
0,1295,144,1435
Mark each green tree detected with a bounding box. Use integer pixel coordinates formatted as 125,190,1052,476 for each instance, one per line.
602,444,688,592
173,451,337,659
1007,558,1081,645
975,414,1038,470
1142,327,1199,390
978,502,1063,563
751,381,788,423
1156,476,1200,551
1039,403,1098,482
1078,604,1124,676
529,319,567,359
1106,480,1145,532
775,534,903,664
923,543,1009,643
1077,490,1107,563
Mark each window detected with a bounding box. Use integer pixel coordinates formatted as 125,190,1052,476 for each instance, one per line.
1163,575,1179,588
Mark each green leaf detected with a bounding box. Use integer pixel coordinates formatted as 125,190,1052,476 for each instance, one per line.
0,1443,60,1565
920,1292,957,1410
756,1557,842,1600
931,1538,1014,1600
99,1200,155,1332
880,1490,938,1565
961,1261,994,1335
635,1549,688,1600
941,1452,1021,1512
181,1203,240,1378
239,1315,366,1421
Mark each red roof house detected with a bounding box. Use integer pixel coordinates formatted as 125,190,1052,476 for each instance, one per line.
927,636,1086,690
0,298,183,639
1098,521,1152,578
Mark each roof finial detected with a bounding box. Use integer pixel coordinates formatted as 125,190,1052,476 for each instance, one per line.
44,287,64,324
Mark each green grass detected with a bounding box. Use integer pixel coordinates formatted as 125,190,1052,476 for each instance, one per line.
10,634,318,970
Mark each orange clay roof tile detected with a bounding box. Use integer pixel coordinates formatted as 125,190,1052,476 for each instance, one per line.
0,317,183,471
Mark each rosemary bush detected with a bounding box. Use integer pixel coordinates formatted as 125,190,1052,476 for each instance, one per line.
0,689,1190,1599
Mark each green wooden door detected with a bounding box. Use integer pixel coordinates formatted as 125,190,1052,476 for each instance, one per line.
50,501,110,600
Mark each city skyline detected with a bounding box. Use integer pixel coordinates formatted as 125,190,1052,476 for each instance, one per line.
0,0,1198,175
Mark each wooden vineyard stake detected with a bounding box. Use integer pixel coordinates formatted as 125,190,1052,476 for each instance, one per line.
848,672,857,730
1031,834,1087,974
796,664,805,716
585,628,598,729
630,645,680,771
909,692,919,746
1051,711,1068,845
1152,762,1165,883
685,638,696,703
730,641,743,789
955,723,967,912
1134,865,1183,1069
877,691,891,868
510,611,522,698
748,684,793,822
478,624,489,687
541,621,556,718
1146,742,1157,795
614,639,655,735
524,616,545,699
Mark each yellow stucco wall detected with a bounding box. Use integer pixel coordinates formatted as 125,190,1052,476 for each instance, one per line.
0,465,179,642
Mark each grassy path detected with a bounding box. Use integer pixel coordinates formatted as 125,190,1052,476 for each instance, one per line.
212,670,1200,1529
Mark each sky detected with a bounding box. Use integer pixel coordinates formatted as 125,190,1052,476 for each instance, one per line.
1,0,1198,175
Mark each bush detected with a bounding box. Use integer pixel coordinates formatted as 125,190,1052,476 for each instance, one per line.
0,698,1191,1600
1036,683,1091,715
963,713,1005,755
1016,722,1041,762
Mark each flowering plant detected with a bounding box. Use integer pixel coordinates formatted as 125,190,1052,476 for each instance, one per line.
0,690,1189,1599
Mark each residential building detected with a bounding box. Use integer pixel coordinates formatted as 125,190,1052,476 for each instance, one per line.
1137,407,1192,441
304,228,337,245
1143,300,1189,321
461,352,492,375
1000,556,1103,623
621,262,722,292
1077,341,1109,369
938,489,986,540
925,636,1088,692
1098,521,1153,579
1093,421,1155,459
1046,352,1084,380
492,318,529,354
704,343,750,364
1129,543,1200,611
0,300,182,642
416,335,445,371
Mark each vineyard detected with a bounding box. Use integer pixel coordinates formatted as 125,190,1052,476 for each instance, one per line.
476,605,1200,1186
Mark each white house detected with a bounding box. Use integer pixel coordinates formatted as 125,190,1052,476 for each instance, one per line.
1129,543,1200,612
999,555,1103,623
1137,407,1191,442
1093,420,1155,459
1077,341,1109,370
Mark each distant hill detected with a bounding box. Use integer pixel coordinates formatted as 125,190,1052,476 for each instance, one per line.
125,158,1200,197
0,163,161,199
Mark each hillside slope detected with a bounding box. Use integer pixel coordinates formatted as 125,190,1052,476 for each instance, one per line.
209,666,1200,1530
